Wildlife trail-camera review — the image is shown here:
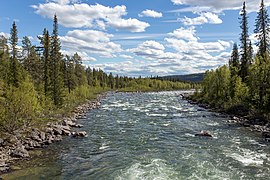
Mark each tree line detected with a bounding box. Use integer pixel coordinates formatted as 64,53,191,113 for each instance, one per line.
0,15,195,133
195,0,270,119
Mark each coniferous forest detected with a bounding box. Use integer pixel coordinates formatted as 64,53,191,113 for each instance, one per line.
0,15,195,133
193,0,270,120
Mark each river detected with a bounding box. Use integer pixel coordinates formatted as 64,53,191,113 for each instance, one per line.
3,91,270,179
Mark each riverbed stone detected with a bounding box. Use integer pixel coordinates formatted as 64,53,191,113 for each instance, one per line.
54,135,63,142
63,119,76,127
72,131,88,137
11,146,29,158
52,126,63,135
0,161,9,173
62,129,71,136
0,139,4,146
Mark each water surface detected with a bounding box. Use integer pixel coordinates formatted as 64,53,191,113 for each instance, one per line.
3,91,270,179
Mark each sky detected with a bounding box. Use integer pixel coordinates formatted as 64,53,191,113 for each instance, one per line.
0,0,270,77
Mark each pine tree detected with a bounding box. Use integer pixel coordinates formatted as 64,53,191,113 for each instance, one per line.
0,36,9,82
254,0,270,57
86,67,93,86
115,75,119,89
43,29,50,96
239,2,250,83
9,21,20,87
64,55,76,93
22,36,32,57
73,53,86,86
50,15,64,106
108,72,114,89
229,43,240,76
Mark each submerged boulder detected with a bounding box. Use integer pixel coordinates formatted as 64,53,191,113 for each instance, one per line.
195,131,213,137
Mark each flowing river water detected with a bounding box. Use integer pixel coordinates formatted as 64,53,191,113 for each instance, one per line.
3,91,270,179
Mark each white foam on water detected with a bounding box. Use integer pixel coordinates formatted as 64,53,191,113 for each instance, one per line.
226,148,267,166
185,133,195,137
117,120,127,124
99,143,110,150
146,113,167,117
162,123,170,127
205,122,220,126
115,159,177,180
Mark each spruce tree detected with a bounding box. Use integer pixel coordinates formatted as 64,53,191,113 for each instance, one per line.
254,0,270,57
9,21,19,87
43,29,50,96
22,36,32,57
239,2,250,82
86,67,93,86
50,15,64,106
108,72,114,89
229,43,240,76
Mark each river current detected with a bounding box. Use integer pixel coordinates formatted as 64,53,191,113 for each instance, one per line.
4,91,270,179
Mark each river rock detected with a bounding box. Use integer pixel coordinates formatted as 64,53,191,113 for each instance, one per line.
39,131,45,141
63,119,76,127
74,124,83,128
72,131,88,137
0,138,4,146
0,161,9,173
54,135,63,142
11,146,29,158
262,131,270,139
45,127,54,135
52,126,63,135
62,129,71,136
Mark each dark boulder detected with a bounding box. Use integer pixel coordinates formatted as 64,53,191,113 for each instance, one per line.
195,131,213,138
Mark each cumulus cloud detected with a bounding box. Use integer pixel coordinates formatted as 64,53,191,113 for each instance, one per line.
60,30,122,58
181,12,222,26
168,26,198,41
32,2,149,32
0,32,10,38
61,50,97,62
165,38,231,53
171,0,270,13
128,40,181,60
119,54,134,59
139,9,163,18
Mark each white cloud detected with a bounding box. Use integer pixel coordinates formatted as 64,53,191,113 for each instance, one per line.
139,9,163,18
128,40,182,60
171,0,270,13
60,30,122,58
119,54,134,59
32,2,149,32
0,32,10,38
168,26,198,41
181,12,222,26
107,18,150,33
165,38,231,53
61,50,97,62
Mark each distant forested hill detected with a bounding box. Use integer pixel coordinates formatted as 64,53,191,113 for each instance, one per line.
156,73,205,83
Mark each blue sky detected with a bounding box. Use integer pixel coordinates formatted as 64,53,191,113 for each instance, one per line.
0,0,269,77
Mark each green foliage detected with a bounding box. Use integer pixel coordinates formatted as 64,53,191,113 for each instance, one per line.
254,0,270,56
0,77,41,132
239,2,251,83
49,15,64,106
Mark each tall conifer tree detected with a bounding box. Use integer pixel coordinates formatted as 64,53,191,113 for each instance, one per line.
50,15,64,106
9,21,19,87
239,2,251,82
254,0,270,57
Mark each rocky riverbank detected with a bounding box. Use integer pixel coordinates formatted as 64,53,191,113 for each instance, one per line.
181,93,270,142
0,94,104,175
